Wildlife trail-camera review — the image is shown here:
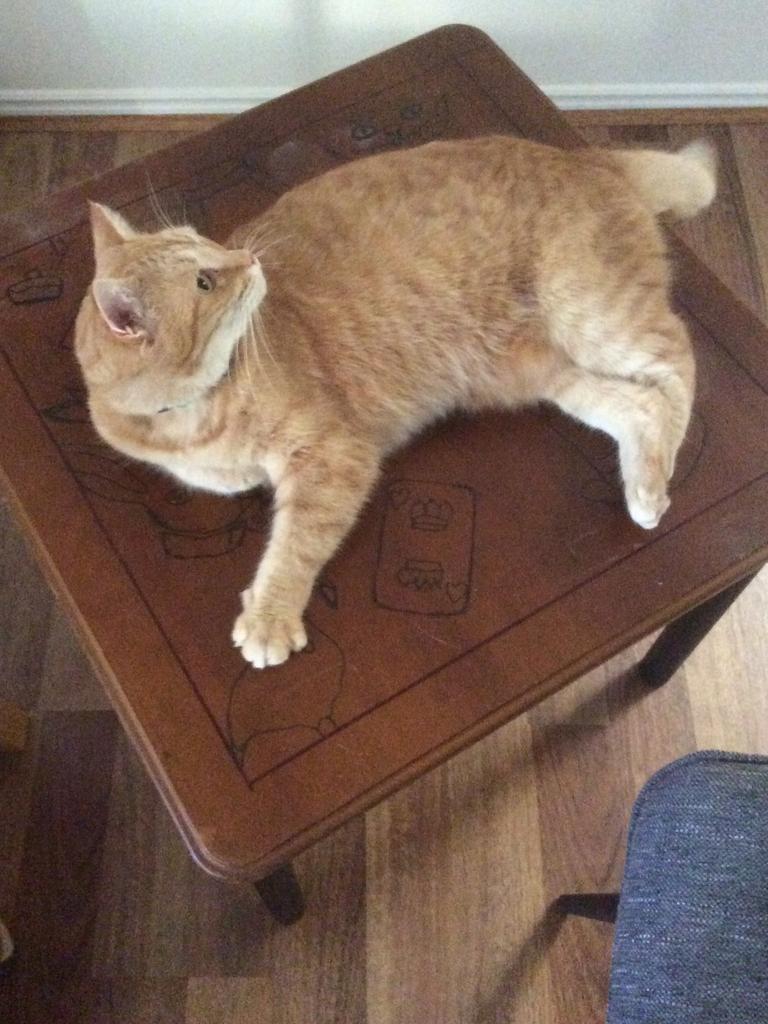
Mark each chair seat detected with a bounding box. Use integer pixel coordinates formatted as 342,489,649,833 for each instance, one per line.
608,751,768,1024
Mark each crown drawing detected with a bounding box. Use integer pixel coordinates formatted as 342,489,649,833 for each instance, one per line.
410,498,453,532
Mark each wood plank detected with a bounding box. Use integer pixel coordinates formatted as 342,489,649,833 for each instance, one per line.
78,981,187,1024
568,106,768,127
38,606,112,712
0,719,39,919
366,717,556,1024
731,125,768,301
0,711,118,1024
685,568,768,750
0,698,28,752
0,133,54,210
0,115,227,134
0,504,53,711
686,125,768,749
529,661,629,1024
259,819,366,1023
112,132,198,227
530,644,698,1022
186,978,273,1024
46,131,118,193
113,132,196,169
93,736,367,1023
2,107,767,138
90,735,199,978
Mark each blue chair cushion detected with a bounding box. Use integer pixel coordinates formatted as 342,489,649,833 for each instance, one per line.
607,751,768,1024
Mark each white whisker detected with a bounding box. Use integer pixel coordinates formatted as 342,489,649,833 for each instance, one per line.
240,221,295,267
144,169,175,231
254,302,279,374
251,313,273,392
254,233,296,256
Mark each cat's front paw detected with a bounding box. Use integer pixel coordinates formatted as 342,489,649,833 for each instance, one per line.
626,481,670,530
232,595,308,669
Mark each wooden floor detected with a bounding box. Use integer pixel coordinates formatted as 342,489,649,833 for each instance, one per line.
1,114,767,1024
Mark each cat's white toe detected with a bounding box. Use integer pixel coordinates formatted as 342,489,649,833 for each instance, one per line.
232,607,307,670
627,484,670,530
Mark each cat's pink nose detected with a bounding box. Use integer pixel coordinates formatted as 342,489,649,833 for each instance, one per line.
221,248,258,269
237,249,259,268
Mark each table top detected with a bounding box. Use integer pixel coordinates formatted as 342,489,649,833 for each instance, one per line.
2,25,768,879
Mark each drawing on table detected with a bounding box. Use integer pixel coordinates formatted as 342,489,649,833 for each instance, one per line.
376,479,475,615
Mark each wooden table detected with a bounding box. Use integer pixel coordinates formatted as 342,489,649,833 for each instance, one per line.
2,26,767,923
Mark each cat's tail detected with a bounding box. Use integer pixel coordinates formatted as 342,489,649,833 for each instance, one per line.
612,140,717,219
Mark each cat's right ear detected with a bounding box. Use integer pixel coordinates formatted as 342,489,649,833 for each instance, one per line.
92,278,147,339
89,202,135,262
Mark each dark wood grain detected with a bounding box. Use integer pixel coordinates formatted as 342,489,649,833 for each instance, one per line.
0,699,28,753
529,631,700,1021
0,504,54,709
185,978,273,1024
0,134,54,210
0,711,118,1024
0,24,767,904
530,667,630,1024
74,981,187,1024
46,132,118,194
366,718,549,1024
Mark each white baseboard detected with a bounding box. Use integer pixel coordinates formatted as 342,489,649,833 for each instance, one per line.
1,82,767,117
548,81,768,110
0,87,286,117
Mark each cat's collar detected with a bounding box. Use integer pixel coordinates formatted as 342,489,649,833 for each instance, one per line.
156,398,198,415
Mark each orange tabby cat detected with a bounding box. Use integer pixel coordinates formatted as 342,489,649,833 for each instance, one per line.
75,135,716,668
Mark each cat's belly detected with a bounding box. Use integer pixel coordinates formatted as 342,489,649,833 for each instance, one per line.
164,459,269,496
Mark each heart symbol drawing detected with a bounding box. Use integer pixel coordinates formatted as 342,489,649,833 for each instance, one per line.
447,582,468,604
388,484,411,509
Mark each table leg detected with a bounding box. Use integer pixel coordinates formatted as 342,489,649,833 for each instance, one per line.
637,572,758,688
254,863,306,924
555,893,620,923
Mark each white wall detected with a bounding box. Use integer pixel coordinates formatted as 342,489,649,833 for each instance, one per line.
2,0,767,114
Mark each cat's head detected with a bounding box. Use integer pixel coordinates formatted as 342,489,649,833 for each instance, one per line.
75,202,266,416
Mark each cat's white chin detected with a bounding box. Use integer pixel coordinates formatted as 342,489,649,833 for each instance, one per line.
198,275,266,391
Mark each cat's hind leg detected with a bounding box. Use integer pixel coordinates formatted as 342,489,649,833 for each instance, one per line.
543,355,693,529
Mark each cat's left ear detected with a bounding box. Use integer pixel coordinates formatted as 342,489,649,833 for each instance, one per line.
92,278,148,339
89,202,135,262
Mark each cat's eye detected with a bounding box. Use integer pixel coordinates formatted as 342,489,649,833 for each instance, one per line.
196,270,216,292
